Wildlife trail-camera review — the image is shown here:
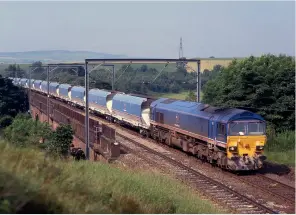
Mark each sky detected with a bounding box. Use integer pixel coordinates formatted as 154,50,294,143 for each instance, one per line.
0,0,295,58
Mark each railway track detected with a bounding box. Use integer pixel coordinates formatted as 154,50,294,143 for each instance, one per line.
116,124,295,213
234,174,295,213
116,133,279,214
116,123,295,213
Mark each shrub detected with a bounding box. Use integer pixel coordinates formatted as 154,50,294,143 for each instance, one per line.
47,124,74,157
0,115,13,128
4,114,52,147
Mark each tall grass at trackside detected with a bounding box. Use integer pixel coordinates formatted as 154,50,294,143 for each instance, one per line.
0,140,222,214
265,130,295,166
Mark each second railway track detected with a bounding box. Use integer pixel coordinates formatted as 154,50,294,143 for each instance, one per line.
116,133,279,214
236,174,295,204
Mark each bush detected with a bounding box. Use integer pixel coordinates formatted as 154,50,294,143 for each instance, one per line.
4,114,52,147
171,84,181,93
0,116,13,128
185,90,196,102
4,115,76,159
46,124,74,157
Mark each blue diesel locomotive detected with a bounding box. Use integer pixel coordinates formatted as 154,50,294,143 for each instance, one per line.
11,77,267,171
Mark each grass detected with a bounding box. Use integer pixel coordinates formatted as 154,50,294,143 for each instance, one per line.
265,130,295,166
264,150,295,166
0,140,221,214
152,91,190,100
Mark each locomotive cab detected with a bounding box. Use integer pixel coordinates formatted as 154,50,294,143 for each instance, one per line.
226,120,267,170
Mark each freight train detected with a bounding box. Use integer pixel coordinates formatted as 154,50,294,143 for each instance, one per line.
10,77,267,171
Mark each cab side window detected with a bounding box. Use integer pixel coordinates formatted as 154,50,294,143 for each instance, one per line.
217,123,226,141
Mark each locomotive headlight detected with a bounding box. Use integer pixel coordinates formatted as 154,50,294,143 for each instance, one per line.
256,145,264,150
229,146,238,152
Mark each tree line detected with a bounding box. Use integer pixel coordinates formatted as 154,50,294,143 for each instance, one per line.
202,54,295,132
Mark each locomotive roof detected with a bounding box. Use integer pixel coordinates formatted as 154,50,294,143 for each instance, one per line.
151,98,265,123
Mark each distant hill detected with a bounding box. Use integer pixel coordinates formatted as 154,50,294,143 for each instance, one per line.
0,50,127,64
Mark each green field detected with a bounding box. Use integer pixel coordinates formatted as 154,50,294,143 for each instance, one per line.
0,140,221,214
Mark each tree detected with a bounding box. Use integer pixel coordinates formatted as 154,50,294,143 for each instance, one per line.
171,84,181,93
140,64,148,72
31,61,46,80
3,64,26,78
200,64,223,89
48,124,74,157
0,75,29,117
202,54,295,131
4,114,52,147
185,90,196,102
78,66,85,77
